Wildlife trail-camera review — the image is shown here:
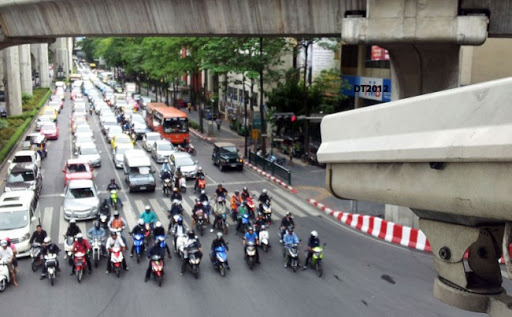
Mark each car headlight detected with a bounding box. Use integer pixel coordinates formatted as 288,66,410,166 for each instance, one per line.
19,233,30,242
239,159,243,163
4,187,11,192
28,184,36,190
92,206,98,214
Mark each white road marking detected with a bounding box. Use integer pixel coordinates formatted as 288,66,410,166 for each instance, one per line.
57,207,67,244
42,207,53,234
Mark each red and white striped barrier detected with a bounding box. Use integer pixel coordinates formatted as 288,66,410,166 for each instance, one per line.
244,162,297,194
189,128,215,143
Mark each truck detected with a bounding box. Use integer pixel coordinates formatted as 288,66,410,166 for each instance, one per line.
125,82,136,95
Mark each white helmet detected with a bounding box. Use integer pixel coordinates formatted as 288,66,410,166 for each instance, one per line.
155,221,162,228
262,189,267,194
44,237,51,244
311,231,318,238
198,166,202,171
70,218,77,224
76,233,83,239
138,219,144,226
0,240,7,247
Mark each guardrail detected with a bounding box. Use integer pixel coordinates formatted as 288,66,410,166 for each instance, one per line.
248,151,292,185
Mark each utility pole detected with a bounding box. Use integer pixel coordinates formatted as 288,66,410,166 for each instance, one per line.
199,70,206,133
243,73,248,158
302,40,313,160
259,37,266,154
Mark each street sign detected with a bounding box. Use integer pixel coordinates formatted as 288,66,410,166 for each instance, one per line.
253,117,261,129
252,129,259,140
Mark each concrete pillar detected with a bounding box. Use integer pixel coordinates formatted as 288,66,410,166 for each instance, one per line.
38,43,50,88
3,46,22,116
354,44,366,109
19,44,33,95
0,58,4,91
55,38,69,79
67,37,73,74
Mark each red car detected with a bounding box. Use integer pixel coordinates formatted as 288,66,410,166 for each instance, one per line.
40,123,59,140
63,159,94,186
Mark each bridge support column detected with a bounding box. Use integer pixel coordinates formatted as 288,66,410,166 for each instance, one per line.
67,37,73,74
342,0,489,227
55,38,68,79
3,46,22,116
35,43,50,88
19,44,32,95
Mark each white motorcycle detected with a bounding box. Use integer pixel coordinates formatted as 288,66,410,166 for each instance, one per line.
110,246,124,278
262,198,272,224
63,234,75,265
175,234,187,256
0,259,11,292
89,236,104,268
44,253,58,286
173,175,186,193
259,225,270,252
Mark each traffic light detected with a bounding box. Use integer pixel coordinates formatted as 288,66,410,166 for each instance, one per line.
273,112,296,122
291,115,297,122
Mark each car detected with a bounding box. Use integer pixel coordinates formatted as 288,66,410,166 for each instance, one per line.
74,124,93,138
40,123,59,140
143,132,162,151
63,180,100,220
111,134,133,150
77,143,101,167
151,140,176,163
73,134,95,154
22,133,44,150
7,150,41,174
71,118,88,133
106,125,123,143
40,107,58,122
212,142,244,171
112,143,134,169
0,105,7,118
168,152,199,179
4,163,43,195
36,115,53,131
63,159,94,186
131,121,150,140
95,103,109,115
74,108,88,120
101,117,118,134
48,100,61,114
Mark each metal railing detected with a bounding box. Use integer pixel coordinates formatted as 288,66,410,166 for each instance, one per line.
248,152,292,185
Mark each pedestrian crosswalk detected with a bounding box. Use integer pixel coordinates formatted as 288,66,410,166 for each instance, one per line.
38,187,319,245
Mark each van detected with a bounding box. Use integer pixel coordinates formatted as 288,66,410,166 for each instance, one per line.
0,191,40,257
123,150,156,192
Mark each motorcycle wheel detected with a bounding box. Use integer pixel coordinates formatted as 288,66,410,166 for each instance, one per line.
50,274,55,286
316,262,323,277
94,258,98,268
116,267,120,278
136,253,140,264
263,244,268,253
248,258,254,270
157,274,163,287
292,260,297,273
31,260,38,272
77,270,83,283
191,150,196,156
181,187,186,194
192,266,199,279
220,264,226,277
199,226,204,236
223,224,228,235
0,280,5,292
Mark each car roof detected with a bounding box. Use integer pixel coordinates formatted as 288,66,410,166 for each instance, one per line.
68,179,94,188
0,191,35,210
214,142,236,147
66,158,90,165
145,132,160,137
79,142,97,150
155,140,172,145
10,163,37,172
172,152,192,159
14,150,36,157
38,115,53,120
114,134,130,140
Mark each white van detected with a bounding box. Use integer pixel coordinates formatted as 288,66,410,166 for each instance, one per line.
123,150,156,192
0,191,40,257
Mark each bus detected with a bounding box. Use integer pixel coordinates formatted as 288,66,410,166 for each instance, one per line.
145,103,189,144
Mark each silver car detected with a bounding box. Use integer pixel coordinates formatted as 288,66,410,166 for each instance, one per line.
151,140,176,163
112,144,133,169
107,125,123,143
63,180,100,220
77,143,101,167
169,152,199,179
36,116,53,131
74,124,93,138
73,134,94,154
143,132,162,151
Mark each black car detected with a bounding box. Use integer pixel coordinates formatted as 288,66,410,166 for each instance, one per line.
0,105,6,118
212,142,243,171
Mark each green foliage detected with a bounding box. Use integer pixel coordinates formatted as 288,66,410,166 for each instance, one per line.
189,120,199,130
0,119,8,129
22,93,32,105
0,117,31,164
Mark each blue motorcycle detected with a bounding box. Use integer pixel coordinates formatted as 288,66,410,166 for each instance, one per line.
211,246,228,277
241,213,251,234
133,233,145,264
156,235,168,249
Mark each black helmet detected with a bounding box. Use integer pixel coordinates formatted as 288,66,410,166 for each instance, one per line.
187,230,195,238
111,231,118,237
113,210,120,217
287,226,294,232
94,221,100,229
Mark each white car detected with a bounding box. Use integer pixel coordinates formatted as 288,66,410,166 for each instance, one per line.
107,125,123,142
77,142,101,167
63,180,100,220
7,150,41,173
151,140,176,163
143,132,162,151
74,124,93,138
36,116,53,131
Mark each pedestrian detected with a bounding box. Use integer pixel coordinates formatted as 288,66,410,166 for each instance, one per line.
288,145,293,166
216,118,222,131
187,103,192,113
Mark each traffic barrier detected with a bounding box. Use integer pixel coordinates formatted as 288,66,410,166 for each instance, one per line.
244,161,297,194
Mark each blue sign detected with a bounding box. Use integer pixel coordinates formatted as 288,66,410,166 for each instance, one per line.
342,75,392,102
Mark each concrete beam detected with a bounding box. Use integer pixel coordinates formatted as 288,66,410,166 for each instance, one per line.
3,46,22,116
19,44,32,95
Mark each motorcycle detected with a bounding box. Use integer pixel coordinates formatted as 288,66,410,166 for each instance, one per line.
261,198,272,225
309,243,326,277
213,213,228,234
173,175,186,193
155,235,169,256
132,233,145,263
30,242,42,272
241,213,251,234
150,254,165,286
110,189,119,209
195,175,206,193
162,178,172,196
245,241,257,270
0,260,11,292
45,253,58,286
144,223,153,247
182,245,201,279
194,209,206,236
63,235,75,265
98,202,110,229
109,246,124,278
74,251,87,283
178,143,196,156
245,196,256,218
284,243,300,272
211,245,228,277
201,200,211,223
174,233,187,254
90,237,104,268
259,226,270,252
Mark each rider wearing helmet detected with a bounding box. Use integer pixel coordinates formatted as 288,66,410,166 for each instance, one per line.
105,230,128,274
243,226,260,264
258,189,270,213
174,167,183,189
210,232,230,269
71,233,92,275
0,239,18,286
211,196,228,232
145,236,166,282
181,230,202,275
283,226,300,268
199,189,209,203
65,219,81,238
107,179,123,206
108,210,127,232
230,190,242,218
303,231,320,270
87,221,107,256
170,187,183,202
279,212,295,242
194,166,205,191
139,205,158,230
241,186,250,200
40,236,61,280
153,221,171,258
172,217,188,252
130,219,146,257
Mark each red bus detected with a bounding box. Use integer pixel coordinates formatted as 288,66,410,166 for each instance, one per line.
145,103,189,144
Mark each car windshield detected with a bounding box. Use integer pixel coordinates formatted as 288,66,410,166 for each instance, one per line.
158,144,174,151
8,170,35,183
109,127,123,135
41,125,56,132
66,187,95,199
115,147,130,155
220,146,238,154
76,126,91,133
43,110,54,116
0,210,28,230
176,157,195,167
13,155,33,163
80,147,98,155
147,134,160,141
76,136,93,143
163,118,188,133
67,163,88,173
39,117,51,122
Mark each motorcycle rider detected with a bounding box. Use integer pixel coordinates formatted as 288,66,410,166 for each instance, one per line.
210,232,230,269
258,189,270,213
5,238,17,269
105,231,128,273
71,233,92,275
130,219,146,257
215,184,228,199
181,230,202,276
172,217,188,252
230,190,242,220
140,205,158,230
303,231,320,270
107,179,123,206
199,189,209,203
99,198,110,219
243,226,260,264
108,211,127,244
65,219,81,238
40,237,61,280
29,224,48,244
241,186,250,200
161,168,172,182
236,201,249,234
283,226,300,268
0,239,18,286
194,166,205,191
253,213,267,233
153,221,171,258
211,196,228,233
191,199,203,227
87,221,107,257
173,167,184,189
144,237,166,282
279,212,295,243
170,187,183,202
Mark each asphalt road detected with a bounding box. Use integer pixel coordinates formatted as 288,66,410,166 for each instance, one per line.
0,87,509,317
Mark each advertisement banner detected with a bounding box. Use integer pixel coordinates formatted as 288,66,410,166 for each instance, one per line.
371,46,390,61
341,75,392,102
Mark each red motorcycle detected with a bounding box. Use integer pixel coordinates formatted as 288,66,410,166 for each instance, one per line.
150,255,165,287
74,251,87,283
245,196,256,218
109,246,124,278
195,175,206,193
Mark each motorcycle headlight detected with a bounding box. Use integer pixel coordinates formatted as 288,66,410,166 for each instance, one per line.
19,232,30,242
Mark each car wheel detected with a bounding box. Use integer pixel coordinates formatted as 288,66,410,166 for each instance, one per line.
219,164,224,171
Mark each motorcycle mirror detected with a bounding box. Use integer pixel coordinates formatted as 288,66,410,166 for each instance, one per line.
31,216,37,222
59,193,65,197
74,152,78,156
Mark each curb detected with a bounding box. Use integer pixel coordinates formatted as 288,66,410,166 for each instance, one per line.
189,128,215,143
244,161,297,194
306,199,511,264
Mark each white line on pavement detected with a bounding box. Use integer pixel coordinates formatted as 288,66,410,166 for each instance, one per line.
57,207,67,244
42,207,53,233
